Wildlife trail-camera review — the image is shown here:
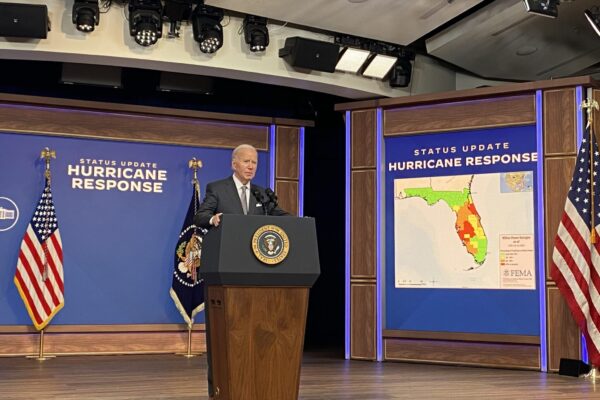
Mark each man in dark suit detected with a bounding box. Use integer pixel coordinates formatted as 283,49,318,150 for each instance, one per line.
194,144,289,228
194,143,289,399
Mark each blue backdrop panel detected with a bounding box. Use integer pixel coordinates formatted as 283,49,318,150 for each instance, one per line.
0,132,269,325
384,125,541,335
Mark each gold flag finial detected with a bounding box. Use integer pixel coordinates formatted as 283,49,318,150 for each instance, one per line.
581,98,599,129
40,148,56,182
188,157,203,182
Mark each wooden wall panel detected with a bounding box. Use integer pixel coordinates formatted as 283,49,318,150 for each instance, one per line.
0,331,206,356
351,110,376,168
0,103,269,149
275,180,299,216
351,284,376,360
384,96,535,136
0,95,311,359
276,126,300,179
543,89,577,155
547,287,581,372
383,330,539,344
385,338,540,370
544,157,576,280
0,334,37,356
0,324,205,334
351,170,376,278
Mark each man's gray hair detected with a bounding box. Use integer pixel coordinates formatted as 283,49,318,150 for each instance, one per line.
232,144,257,161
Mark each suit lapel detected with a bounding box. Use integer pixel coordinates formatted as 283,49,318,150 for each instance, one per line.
249,184,258,215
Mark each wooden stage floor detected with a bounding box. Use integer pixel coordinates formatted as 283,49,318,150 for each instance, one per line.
0,352,596,399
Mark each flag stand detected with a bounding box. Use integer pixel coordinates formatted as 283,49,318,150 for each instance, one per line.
175,325,201,358
584,367,600,381
26,329,55,361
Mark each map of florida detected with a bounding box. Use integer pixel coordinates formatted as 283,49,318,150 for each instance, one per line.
395,175,488,265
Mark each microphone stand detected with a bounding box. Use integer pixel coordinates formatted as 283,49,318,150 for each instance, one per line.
251,188,268,215
265,189,278,215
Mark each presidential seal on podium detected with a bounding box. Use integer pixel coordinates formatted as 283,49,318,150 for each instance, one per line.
251,224,290,265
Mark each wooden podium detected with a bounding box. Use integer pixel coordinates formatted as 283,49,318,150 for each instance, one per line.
200,215,320,400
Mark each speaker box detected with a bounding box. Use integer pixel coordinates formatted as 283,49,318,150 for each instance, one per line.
558,358,591,377
279,37,340,73
0,3,49,39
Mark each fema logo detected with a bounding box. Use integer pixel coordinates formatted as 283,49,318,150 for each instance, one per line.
0,197,19,232
251,224,290,265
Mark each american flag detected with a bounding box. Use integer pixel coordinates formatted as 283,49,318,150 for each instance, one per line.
14,177,64,330
551,126,600,366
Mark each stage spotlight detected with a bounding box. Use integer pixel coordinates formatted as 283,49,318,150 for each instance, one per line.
244,15,269,52
163,0,193,38
192,3,224,54
585,7,600,37
523,0,559,18
128,0,163,47
388,59,412,88
72,0,99,33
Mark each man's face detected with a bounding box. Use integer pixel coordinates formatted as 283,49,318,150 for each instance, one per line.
232,148,258,184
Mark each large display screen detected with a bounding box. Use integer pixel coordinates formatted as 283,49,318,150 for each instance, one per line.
384,125,541,335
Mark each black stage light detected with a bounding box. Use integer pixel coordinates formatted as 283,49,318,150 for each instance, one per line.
192,3,224,54
523,0,559,18
72,0,99,33
163,0,193,38
388,58,412,88
128,0,163,47
585,7,600,37
244,15,269,52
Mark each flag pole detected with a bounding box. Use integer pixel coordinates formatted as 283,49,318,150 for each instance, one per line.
175,324,197,358
174,157,204,358
24,148,58,361
41,147,56,282
581,98,600,379
185,324,196,358
581,99,600,243
26,329,55,361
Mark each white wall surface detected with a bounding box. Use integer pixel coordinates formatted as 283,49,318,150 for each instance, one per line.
0,0,464,99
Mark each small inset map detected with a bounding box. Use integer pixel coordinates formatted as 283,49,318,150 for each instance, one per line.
500,171,533,193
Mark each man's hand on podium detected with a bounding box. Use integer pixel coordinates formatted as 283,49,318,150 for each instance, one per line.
209,213,223,227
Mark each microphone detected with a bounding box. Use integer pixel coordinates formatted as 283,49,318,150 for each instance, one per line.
251,187,268,215
265,188,278,214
